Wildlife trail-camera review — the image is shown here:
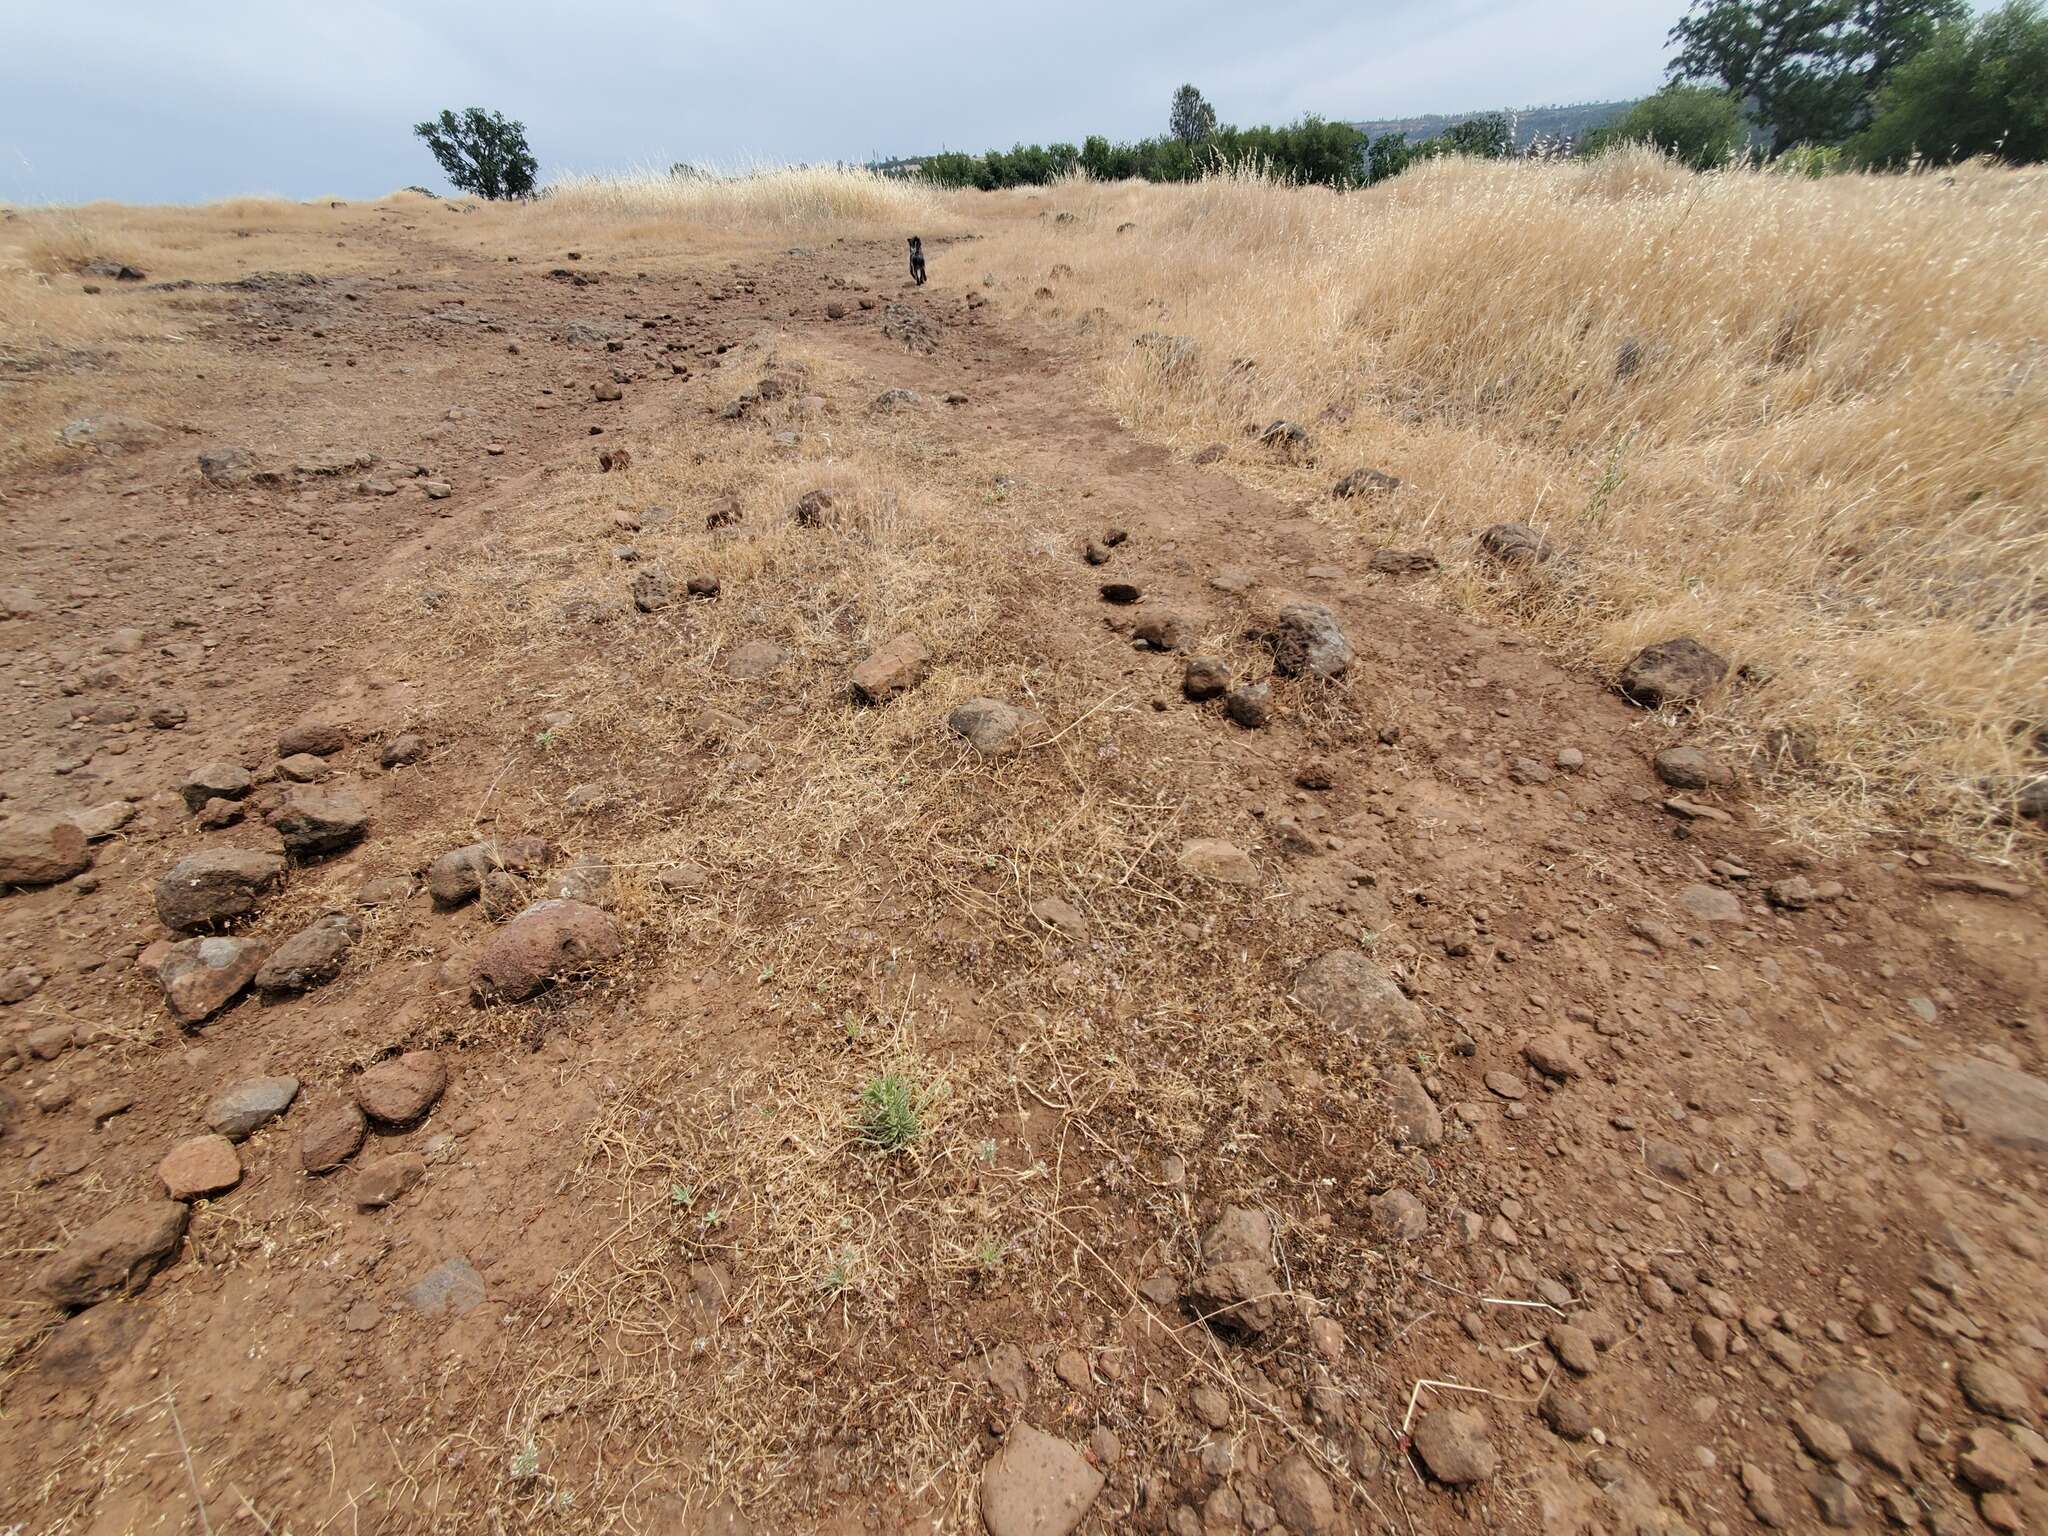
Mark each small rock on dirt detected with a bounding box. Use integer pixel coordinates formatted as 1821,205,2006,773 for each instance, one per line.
255,911,360,995
1133,613,1188,652
1332,467,1400,500
179,760,253,812
1182,657,1231,700
357,1152,427,1209
38,1201,189,1309
1934,1057,2048,1157
1654,746,1729,790
353,1051,447,1126
157,936,268,1025
405,1256,486,1317
978,1423,1103,1536
1412,1408,1497,1485
1185,1206,1283,1337
1225,683,1273,728
158,1134,241,1201
0,814,93,887
1618,636,1730,709
470,899,623,1003
205,1076,300,1140
949,698,1043,757
1522,1032,1585,1080
198,447,255,488
1176,839,1256,884
1292,949,1418,1042
1268,1452,1336,1534
724,638,786,680
630,569,675,613
155,848,286,931
1676,883,1743,924
278,722,349,757
1957,1360,2030,1422
1477,522,1553,563
427,837,551,908
851,635,930,705
1810,1367,1916,1475
1385,1065,1443,1147
300,1101,368,1173
269,789,368,858
1269,602,1351,680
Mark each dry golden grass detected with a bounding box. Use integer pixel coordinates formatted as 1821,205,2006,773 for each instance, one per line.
960,151,2048,855
539,162,949,231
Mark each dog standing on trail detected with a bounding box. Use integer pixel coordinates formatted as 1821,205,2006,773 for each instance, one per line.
907,236,926,286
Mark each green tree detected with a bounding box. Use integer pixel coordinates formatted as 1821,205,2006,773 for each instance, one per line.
412,108,538,200
1582,83,1748,166
1851,1,2048,164
1366,131,1417,184
1438,113,1514,158
1170,84,1219,145
1667,0,1966,151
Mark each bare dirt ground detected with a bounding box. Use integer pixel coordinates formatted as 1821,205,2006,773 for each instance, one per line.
2,205,2045,1536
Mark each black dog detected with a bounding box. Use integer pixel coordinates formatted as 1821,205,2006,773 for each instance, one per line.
907,235,927,286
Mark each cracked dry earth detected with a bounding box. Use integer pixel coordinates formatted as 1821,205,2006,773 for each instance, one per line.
2,208,2045,1536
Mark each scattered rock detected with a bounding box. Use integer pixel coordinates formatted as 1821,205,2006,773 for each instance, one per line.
630,569,675,612
1267,1452,1336,1535
1654,746,1729,791
300,1100,368,1173
1258,420,1312,458
269,790,368,858
154,848,286,931
1549,1323,1599,1375
158,1134,241,1201
157,936,268,1025
1618,637,1730,709
1477,523,1553,564
545,854,613,907
0,966,45,1004
0,814,93,887
1412,1408,1497,1486
1176,839,1257,884
1332,467,1400,499
180,759,253,812
353,1052,447,1127
1372,1187,1427,1241
205,1076,300,1140
255,912,359,995
1384,1065,1443,1147
725,639,786,680
1542,1391,1594,1441
470,899,623,1003
1369,548,1439,574
1522,1032,1585,1080
851,635,930,705
1269,603,1351,680
1028,895,1088,940
405,1256,486,1317
1676,883,1743,924
1185,1206,1282,1337
1935,1058,2048,1157
1182,657,1231,700
1959,1427,2028,1493
276,752,330,783
356,1152,427,1210
427,837,551,908
978,1423,1103,1536
1958,1360,2029,1422
1098,581,1141,605
38,1201,188,1308
1292,949,1418,1042
1811,1367,1916,1475
1225,684,1272,728
949,698,1043,757
1132,613,1188,652
278,722,349,757
380,733,426,768
592,381,623,402
198,447,255,488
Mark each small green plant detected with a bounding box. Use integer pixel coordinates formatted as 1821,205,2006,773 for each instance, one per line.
509,1440,540,1482
858,1072,923,1150
819,1249,855,1293
976,1136,998,1166
972,1234,1003,1272
670,1182,695,1208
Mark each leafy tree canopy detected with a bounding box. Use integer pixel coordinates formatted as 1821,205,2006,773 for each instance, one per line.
412,108,538,201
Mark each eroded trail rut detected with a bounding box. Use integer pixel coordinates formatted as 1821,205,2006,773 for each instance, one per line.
2,216,2044,1536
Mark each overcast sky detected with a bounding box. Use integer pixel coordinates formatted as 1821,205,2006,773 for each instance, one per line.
3,0,1675,205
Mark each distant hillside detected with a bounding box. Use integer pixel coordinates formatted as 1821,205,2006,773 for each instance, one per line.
1348,100,1639,148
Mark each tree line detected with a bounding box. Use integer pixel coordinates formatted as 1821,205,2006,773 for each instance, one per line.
405,0,2045,200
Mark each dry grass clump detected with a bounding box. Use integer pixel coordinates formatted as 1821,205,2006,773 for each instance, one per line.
965,151,2048,853
539,162,949,232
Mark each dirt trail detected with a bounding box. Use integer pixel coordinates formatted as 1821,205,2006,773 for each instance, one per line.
2,215,2044,1536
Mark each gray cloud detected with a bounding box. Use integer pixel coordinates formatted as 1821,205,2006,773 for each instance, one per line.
2,0,1673,204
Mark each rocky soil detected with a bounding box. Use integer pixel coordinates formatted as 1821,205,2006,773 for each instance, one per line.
1,206,2043,1535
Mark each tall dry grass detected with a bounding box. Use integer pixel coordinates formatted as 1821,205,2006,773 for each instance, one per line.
539,162,948,231
967,151,2048,854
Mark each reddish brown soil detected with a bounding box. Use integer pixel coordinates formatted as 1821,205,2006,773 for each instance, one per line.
2,215,2044,1535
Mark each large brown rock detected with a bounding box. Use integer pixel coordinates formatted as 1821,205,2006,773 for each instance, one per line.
157,1134,242,1200
470,899,623,1003
269,789,368,857
1811,1367,1916,1475
353,1052,447,1126
255,912,359,995
157,936,268,1025
38,1201,189,1309
1618,636,1729,709
426,836,552,908
154,848,286,931
851,634,930,705
978,1423,1103,1536
1292,949,1419,1043
0,814,93,887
